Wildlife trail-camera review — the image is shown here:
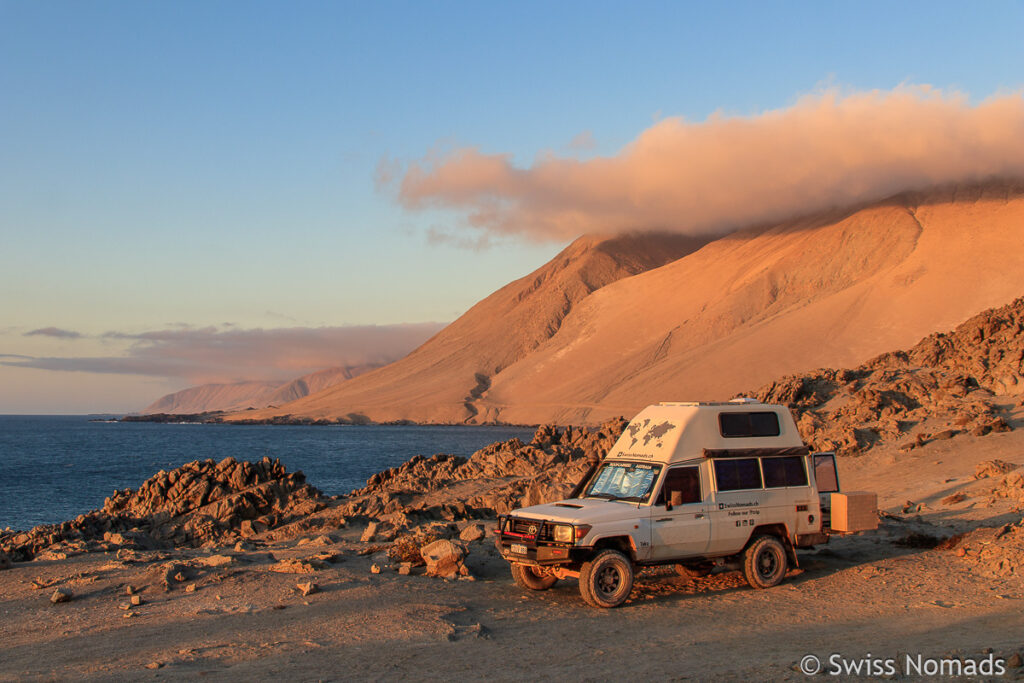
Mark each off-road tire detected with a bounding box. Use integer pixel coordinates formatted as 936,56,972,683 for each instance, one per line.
742,535,788,589
578,549,634,608
674,562,714,579
510,563,558,590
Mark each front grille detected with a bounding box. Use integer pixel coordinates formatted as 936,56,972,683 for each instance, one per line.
506,517,552,540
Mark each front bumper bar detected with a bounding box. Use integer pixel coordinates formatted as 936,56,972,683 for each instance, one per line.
495,515,579,566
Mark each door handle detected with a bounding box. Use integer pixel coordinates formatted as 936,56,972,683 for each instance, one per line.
655,517,672,522
694,513,704,519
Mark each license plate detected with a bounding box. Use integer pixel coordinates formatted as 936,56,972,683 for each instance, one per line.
510,543,528,555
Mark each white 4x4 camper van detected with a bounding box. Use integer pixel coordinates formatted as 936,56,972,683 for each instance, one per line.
496,400,870,608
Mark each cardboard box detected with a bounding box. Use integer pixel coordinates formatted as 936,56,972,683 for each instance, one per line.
831,491,878,532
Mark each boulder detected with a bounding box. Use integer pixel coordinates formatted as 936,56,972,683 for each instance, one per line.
459,523,486,543
0,552,11,570
50,587,72,603
420,539,467,579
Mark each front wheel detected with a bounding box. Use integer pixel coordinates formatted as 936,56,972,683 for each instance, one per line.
510,563,558,590
578,549,634,608
742,535,788,589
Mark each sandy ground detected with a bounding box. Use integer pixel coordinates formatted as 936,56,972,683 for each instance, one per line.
3,430,1024,681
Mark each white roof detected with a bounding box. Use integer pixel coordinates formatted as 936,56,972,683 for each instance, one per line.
605,402,804,466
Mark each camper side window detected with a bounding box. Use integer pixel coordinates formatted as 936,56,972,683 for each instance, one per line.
713,458,763,491
719,412,781,438
762,456,808,488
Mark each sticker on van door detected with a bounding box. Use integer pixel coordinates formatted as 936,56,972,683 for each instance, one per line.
719,500,759,509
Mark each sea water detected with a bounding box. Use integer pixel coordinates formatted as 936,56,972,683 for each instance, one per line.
0,416,534,531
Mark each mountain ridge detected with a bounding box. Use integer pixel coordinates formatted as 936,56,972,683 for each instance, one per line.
225,179,1024,426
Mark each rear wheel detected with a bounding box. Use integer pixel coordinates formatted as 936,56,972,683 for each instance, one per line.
742,535,787,589
578,549,634,608
510,563,558,590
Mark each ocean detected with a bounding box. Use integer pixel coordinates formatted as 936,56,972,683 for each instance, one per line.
0,416,535,532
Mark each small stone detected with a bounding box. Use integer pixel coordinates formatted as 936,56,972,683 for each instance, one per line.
370,563,381,574
130,594,144,606
122,611,135,619
125,584,135,595
185,583,197,593
145,661,163,670
120,603,132,611
50,587,72,604
296,581,318,596
1008,653,1022,668
398,566,411,575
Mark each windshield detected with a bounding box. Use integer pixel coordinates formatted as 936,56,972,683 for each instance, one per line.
584,462,662,502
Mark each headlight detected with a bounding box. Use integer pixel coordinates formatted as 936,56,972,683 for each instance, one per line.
553,524,574,543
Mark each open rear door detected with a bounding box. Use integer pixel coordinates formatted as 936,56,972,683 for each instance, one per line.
812,452,839,530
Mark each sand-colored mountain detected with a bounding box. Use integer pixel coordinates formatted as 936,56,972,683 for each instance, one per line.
142,364,383,414
225,232,706,423
228,180,1024,425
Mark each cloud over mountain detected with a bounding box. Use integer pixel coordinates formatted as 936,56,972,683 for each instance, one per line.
393,86,1024,241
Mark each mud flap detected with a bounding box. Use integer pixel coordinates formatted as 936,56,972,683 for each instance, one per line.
785,540,799,569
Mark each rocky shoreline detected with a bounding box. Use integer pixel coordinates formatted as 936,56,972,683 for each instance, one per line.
0,420,624,569
120,412,540,427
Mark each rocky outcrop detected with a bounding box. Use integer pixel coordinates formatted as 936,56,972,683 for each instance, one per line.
331,419,626,539
0,457,325,561
748,297,1024,455
944,520,1024,579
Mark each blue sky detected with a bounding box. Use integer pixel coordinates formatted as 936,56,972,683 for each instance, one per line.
2,1,1023,412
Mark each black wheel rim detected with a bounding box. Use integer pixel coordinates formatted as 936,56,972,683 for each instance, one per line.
597,566,621,596
757,548,779,580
